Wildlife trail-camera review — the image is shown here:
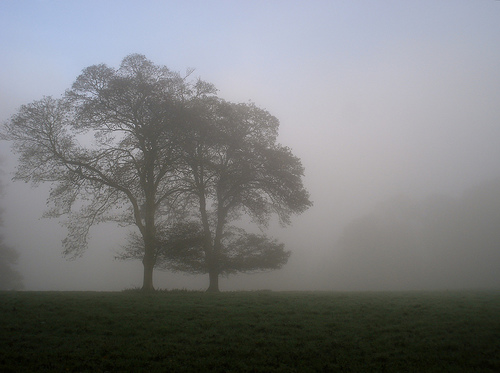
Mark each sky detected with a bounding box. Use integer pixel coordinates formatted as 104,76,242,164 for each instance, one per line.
1,0,500,291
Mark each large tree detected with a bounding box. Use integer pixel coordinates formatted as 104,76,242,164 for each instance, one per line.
2,54,215,291
175,99,312,291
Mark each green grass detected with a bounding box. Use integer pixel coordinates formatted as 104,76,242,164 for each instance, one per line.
1,291,499,372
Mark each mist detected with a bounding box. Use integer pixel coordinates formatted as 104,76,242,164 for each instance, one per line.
1,1,499,291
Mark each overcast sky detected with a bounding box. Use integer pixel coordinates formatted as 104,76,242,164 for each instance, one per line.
1,1,499,291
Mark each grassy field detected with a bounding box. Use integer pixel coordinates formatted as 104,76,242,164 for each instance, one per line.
0,290,499,372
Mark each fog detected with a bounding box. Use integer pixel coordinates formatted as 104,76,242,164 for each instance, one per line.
1,1,499,291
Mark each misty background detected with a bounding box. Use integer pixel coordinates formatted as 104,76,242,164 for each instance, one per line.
1,1,499,291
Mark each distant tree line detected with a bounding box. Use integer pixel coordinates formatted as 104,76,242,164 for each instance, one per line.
0,171,23,290
2,54,311,292
335,180,500,290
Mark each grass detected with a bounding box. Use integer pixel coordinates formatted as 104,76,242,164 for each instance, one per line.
0,290,499,372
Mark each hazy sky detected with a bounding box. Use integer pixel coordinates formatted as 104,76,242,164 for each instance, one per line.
1,1,500,291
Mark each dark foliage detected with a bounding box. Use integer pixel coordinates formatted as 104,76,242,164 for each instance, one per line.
120,222,291,276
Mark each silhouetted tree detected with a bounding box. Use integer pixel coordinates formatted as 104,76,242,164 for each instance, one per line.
176,99,312,291
2,54,215,291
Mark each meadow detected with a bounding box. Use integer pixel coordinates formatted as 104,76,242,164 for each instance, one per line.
1,290,499,372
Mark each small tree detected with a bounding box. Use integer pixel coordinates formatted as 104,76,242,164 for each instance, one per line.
0,168,23,290
2,54,215,291
0,242,23,290
0,187,23,290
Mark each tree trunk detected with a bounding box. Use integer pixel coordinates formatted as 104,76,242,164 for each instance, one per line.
206,236,221,292
142,257,155,292
141,238,156,292
206,269,220,292
141,263,155,292
206,204,227,293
